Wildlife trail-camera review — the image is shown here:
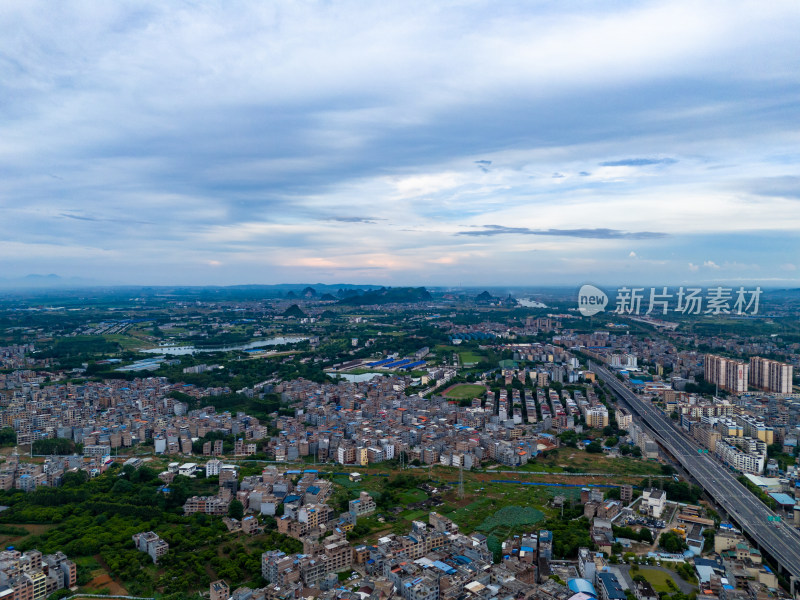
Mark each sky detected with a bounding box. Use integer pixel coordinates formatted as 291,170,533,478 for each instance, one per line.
2,0,800,287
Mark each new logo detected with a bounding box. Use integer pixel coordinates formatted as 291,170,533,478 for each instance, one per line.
577,284,608,316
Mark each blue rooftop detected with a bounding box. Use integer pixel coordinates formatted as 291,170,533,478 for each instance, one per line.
769,492,795,506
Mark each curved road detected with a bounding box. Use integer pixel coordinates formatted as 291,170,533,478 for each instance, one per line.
591,363,800,588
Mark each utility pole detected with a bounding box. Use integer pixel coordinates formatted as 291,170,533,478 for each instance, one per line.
458,462,465,500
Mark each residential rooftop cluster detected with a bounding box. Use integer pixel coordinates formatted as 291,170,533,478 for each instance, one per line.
0,549,76,600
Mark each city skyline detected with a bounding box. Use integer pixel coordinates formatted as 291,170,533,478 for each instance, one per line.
2,1,800,286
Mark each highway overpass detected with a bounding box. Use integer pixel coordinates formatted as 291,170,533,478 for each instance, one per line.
590,362,800,594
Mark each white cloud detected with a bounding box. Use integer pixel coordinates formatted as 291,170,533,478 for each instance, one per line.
1,1,799,284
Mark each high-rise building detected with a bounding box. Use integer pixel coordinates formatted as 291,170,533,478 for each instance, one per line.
749,357,793,394
704,354,748,394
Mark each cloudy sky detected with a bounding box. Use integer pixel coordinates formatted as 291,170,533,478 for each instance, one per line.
2,1,800,287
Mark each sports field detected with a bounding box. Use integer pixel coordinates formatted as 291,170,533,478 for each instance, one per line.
443,384,487,399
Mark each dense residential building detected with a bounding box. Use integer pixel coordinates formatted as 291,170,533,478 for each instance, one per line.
0,549,75,600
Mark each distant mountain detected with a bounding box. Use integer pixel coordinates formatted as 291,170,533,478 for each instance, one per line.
301,286,317,298
319,293,337,301
475,290,493,303
283,304,306,318
338,287,432,306
337,288,364,298
0,274,105,289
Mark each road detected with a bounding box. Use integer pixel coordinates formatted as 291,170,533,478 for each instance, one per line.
591,362,800,586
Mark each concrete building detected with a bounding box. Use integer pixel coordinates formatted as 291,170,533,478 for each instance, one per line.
132,532,169,564
210,580,230,600
715,437,767,475
597,572,626,600
640,488,666,518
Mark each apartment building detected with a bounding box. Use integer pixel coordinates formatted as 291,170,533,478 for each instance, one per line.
615,407,632,429
586,406,609,429
714,437,767,475
749,357,792,394
704,354,748,394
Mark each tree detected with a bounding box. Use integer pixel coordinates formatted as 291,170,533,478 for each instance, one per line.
586,441,603,454
0,427,16,447
558,430,578,448
702,529,715,553
659,531,687,553
638,528,653,544
32,438,75,455
228,500,244,520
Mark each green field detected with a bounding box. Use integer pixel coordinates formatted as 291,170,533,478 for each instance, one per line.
398,488,428,504
458,351,486,365
444,384,487,399
638,568,678,593
102,334,150,351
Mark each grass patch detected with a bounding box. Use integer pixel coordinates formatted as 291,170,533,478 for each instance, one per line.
398,489,428,504
401,510,429,522
638,568,677,593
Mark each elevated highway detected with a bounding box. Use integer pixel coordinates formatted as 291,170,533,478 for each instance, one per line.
591,362,800,592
